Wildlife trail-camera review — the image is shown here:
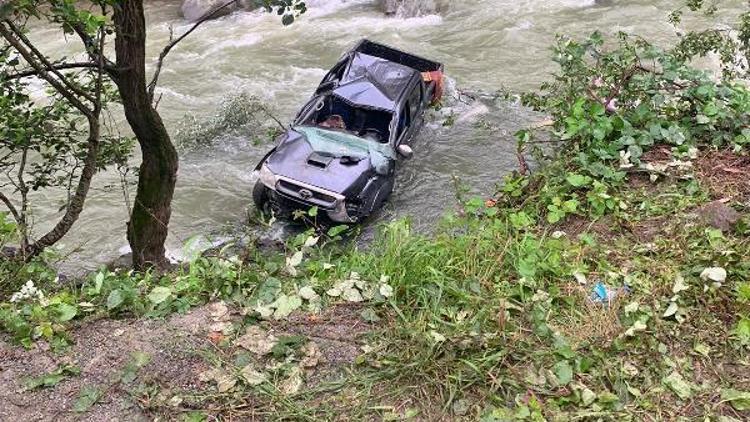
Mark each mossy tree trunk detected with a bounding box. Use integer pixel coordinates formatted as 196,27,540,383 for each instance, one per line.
113,0,178,270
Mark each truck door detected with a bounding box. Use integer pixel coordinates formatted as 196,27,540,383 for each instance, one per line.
397,82,424,145
409,82,425,131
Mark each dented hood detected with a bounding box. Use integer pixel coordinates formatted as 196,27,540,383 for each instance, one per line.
265,126,393,194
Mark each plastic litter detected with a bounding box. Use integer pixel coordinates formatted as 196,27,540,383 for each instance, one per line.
590,282,630,305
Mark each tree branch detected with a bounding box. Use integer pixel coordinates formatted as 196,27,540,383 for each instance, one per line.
147,0,240,102
4,61,116,80
30,117,100,255
16,148,30,251
4,20,98,104
0,191,22,227
260,104,287,131
0,21,93,116
94,26,106,114
41,0,117,72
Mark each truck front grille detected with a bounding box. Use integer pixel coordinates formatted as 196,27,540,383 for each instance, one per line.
276,179,338,210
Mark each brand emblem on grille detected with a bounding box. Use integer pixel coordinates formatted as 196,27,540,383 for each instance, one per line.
299,189,313,200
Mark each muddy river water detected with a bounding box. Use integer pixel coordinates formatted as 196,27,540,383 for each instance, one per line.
22,0,742,270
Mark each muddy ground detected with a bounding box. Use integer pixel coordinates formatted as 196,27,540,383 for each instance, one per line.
0,304,370,421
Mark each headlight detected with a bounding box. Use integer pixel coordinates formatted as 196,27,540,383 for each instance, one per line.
259,164,277,188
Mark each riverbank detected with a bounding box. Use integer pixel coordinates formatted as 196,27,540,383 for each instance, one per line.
3,17,750,418
2,140,748,420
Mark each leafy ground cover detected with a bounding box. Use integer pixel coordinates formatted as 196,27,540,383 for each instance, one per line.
1,31,750,420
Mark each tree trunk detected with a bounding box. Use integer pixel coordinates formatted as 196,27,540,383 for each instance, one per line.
30,120,100,255
113,0,178,270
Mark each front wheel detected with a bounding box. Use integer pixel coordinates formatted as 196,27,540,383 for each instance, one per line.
252,182,269,212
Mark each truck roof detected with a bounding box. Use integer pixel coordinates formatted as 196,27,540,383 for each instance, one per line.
332,52,420,112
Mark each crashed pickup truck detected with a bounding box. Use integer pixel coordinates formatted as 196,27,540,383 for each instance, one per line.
252,39,444,223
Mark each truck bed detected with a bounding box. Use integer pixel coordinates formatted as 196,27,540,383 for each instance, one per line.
354,39,444,73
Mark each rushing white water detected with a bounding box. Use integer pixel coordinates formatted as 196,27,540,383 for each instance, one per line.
17,0,744,271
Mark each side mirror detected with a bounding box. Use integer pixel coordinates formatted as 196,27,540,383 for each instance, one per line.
397,144,414,159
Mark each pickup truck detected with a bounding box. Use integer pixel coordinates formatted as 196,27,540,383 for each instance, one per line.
252,39,444,223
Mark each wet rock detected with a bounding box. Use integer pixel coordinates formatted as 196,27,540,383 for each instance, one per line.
256,235,285,253
107,252,132,271
381,0,448,17
1,246,18,258
382,0,398,15
180,0,262,22
695,200,741,231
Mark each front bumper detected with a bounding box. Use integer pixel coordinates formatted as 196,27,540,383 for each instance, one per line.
255,166,356,223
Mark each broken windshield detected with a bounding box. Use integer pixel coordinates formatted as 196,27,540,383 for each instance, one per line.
293,126,394,175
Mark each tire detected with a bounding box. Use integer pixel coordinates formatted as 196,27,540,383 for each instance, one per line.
362,178,394,220
252,182,269,212
373,179,395,211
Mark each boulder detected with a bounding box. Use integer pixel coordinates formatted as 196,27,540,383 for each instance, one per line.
382,0,398,15
381,0,448,17
180,0,262,22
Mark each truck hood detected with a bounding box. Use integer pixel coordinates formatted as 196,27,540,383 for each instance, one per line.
265,126,393,195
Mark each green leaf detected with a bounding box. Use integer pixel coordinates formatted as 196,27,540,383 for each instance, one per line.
270,335,306,358
581,388,596,406
663,371,693,399
591,102,606,116
56,303,78,322
287,251,304,268
253,277,282,305
73,385,102,413
693,342,711,357
546,208,564,224
553,337,576,359
721,389,750,411
562,199,579,213
554,360,573,385
106,289,124,310
25,373,66,390
465,197,484,214
736,282,750,302
271,294,302,320
94,272,104,294
121,351,151,384
566,173,591,187
592,126,606,141
360,308,381,322
735,317,750,345
24,365,80,390
703,102,719,116
130,351,151,368
509,211,534,229
147,286,172,305
327,225,348,238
